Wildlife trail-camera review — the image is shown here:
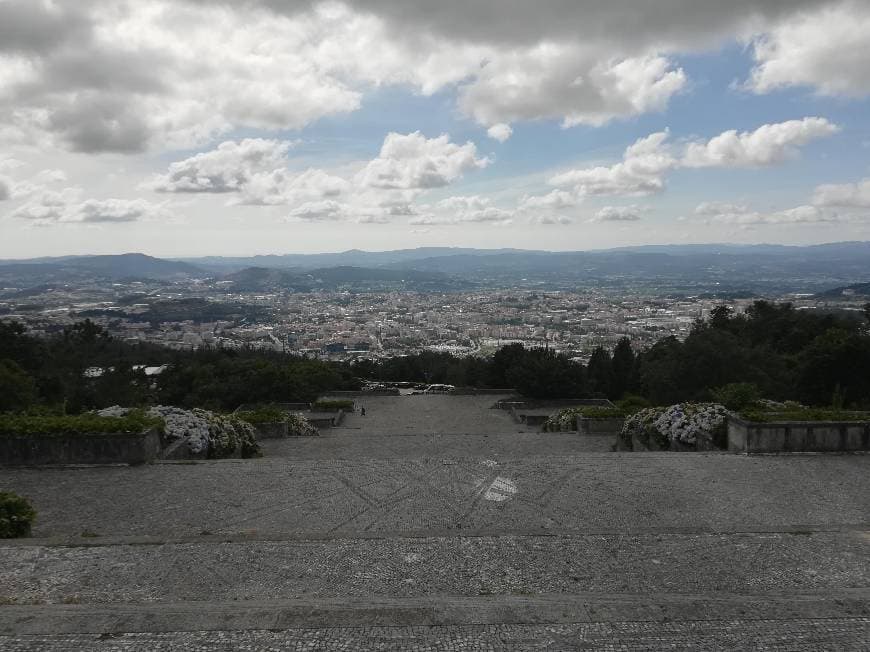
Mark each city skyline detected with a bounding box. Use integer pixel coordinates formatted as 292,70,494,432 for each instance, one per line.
1,1,870,257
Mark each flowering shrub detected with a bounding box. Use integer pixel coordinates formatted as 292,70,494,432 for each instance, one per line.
654,403,729,445
98,406,260,458
286,413,318,437
619,407,666,447
620,403,730,448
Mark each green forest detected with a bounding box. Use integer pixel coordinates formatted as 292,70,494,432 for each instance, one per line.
1,300,869,415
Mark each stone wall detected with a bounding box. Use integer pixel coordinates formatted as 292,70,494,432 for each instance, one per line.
0,429,161,466
728,416,870,453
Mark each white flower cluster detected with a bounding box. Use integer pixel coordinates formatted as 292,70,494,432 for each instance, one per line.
543,408,582,432
652,403,730,445
620,407,665,444
620,403,729,447
97,405,258,457
286,413,318,437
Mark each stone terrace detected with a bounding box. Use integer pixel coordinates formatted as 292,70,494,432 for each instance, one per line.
1,395,869,649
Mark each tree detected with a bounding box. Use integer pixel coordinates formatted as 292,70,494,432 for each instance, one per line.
586,347,615,398
0,359,38,412
611,337,636,398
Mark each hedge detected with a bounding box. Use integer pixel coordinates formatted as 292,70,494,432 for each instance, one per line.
0,410,164,438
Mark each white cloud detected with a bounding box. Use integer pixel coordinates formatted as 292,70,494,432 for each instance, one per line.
550,131,676,196
356,132,489,190
694,201,750,216
9,187,167,225
236,167,350,206
149,139,293,193
812,178,870,208
592,205,649,222
286,200,348,222
0,0,853,157
693,201,849,225
519,189,579,211
410,195,513,226
747,1,870,97
682,117,839,167
528,214,572,225
487,123,513,142
543,118,838,205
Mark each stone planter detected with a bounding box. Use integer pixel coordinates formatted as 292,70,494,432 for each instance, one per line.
728,415,870,453
0,428,161,466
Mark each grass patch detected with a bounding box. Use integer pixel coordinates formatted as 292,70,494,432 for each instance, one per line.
739,409,870,423
0,410,163,438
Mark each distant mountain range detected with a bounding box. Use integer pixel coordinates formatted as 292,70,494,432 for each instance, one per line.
2,243,870,295
0,253,204,288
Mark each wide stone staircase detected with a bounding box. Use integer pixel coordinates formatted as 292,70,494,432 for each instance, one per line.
1,396,868,649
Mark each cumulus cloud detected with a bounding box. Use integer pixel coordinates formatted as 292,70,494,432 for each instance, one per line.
487,123,513,142
550,131,676,196
682,118,839,167
592,205,649,222
812,178,870,208
286,199,348,222
9,187,167,225
747,1,870,97
0,0,856,156
356,132,489,190
528,214,572,225
543,118,838,205
460,49,686,129
410,195,513,226
693,201,847,225
519,189,579,211
149,139,294,193
236,168,350,206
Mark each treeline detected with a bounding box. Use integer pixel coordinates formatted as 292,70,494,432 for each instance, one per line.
1,300,869,414
0,320,357,413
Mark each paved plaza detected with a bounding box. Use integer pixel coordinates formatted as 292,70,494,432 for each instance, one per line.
1,395,869,649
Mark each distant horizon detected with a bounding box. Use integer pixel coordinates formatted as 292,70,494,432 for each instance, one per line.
2,239,870,263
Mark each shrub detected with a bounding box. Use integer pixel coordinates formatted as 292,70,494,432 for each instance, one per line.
653,403,730,447
235,406,288,424
0,492,36,538
286,413,318,437
711,383,761,411
619,403,730,449
740,409,870,423
312,399,354,411
236,408,318,437
543,404,643,432
99,406,260,458
0,410,163,438
615,395,651,412
620,407,666,447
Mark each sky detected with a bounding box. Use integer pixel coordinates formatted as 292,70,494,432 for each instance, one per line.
1,0,870,258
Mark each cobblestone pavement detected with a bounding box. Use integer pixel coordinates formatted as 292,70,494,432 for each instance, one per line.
3,619,870,651
1,395,869,649
331,395,534,436
2,532,868,604
2,454,867,538
259,432,615,460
